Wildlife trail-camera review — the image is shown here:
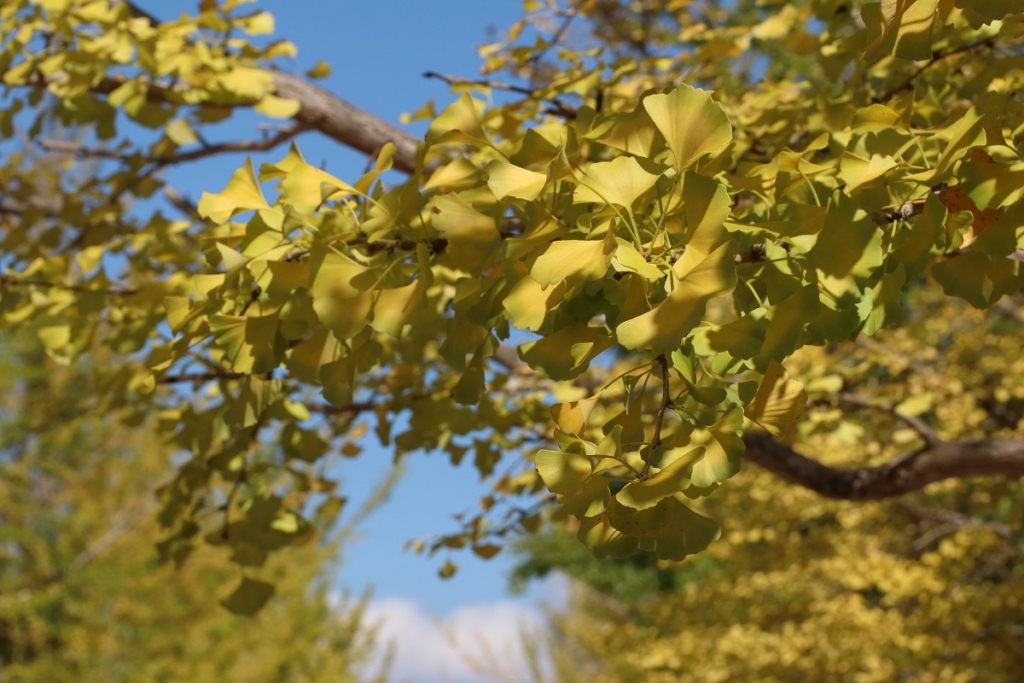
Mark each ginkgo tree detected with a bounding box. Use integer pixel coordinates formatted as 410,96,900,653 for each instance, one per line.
1,0,1023,603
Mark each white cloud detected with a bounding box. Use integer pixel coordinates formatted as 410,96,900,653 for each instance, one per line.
360,596,551,683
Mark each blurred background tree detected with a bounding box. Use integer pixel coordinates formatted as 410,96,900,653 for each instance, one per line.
512,286,1024,683
0,333,386,682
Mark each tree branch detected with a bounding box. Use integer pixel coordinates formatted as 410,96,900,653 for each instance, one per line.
422,71,577,119
0,275,139,297
743,431,1024,501
832,392,942,448
271,71,421,173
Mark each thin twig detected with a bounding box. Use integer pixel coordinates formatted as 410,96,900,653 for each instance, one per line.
834,393,942,448
40,121,307,168
641,354,672,479
0,275,139,297
305,402,377,416
872,38,995,104
423,71,577,119
160,370,248,384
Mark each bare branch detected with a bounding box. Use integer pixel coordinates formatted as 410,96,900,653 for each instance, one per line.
159,370,247,384
423,71,577,118
743,432,1024,501
0,275,139,297
41,121,308,167
270,71,421,173
872,38,995,104
162,185,200,220
305,402,376,416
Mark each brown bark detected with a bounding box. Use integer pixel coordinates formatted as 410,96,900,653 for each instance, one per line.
743,432,1024,500
271,72,421,174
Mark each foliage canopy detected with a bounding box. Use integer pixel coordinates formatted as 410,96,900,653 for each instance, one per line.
1,0,1023,588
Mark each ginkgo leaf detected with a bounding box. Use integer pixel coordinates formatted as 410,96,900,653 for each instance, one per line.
279,159,358,213
572,156,661,207
426,92,489,146
577,513,639,559
530,238,613,287
606,496,674,536
744,359,807,438
643,85,732,170
616,447,704,510
254,94,301,119
612,238,663,280
519,324,610,380
616,240,737,351
310,252,374,340
650,498,721,561
688,407,745,488
503,270,564,331
485,160,547,200
197,158,269,223
674,171,733,273
431,194,500,247
536,450,593,494
220,577,275,616
863,0,939,62
585,104,660,157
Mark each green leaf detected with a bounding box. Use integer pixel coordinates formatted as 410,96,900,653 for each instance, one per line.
452,353,485,405
606,496,674,536
616,240,737,351
577,513,639,559
807,193,883,279
688,407,745,488
758,283,820,362
572,156,661,207
197,158,270,223
650,498,721,561
695,309,769,359
220,577,275,616
209,314,279,374
643,85,732,170
617,447,704,510
891,195,947,277
861,265,906,335
519,324,610,380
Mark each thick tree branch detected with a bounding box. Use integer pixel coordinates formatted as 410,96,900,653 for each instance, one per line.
271,71,420,173
94,2,426,174
743,432,1024,501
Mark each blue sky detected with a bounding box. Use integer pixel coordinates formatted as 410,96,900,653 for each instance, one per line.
152,3,562,670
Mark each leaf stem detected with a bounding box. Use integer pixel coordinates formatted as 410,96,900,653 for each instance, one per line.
641,354,672,479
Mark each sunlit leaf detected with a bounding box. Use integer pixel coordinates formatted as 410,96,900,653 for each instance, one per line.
745,359,807,438
643,85,732,169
